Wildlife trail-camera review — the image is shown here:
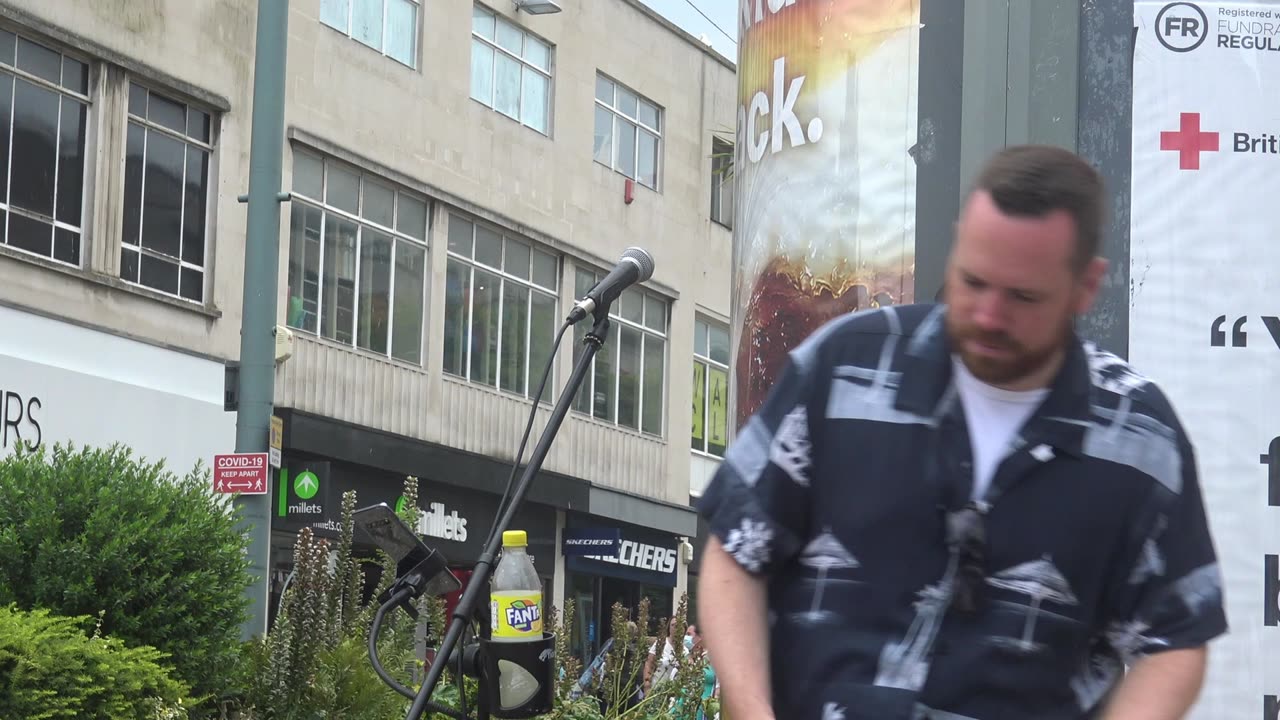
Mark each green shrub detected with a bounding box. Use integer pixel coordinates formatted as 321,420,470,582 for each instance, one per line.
0,443,251,712
0,604,189,719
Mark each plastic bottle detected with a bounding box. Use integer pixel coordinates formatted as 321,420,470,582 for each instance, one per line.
490,530,542,709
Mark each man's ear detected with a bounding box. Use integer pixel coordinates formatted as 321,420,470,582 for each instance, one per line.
1074,256,1108,314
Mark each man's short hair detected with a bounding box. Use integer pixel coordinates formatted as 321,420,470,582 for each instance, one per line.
969,144,1106,271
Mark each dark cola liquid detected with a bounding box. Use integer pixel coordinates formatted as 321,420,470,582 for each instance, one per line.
735,255,911,429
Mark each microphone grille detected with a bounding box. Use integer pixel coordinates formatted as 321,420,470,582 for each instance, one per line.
621,247,655,282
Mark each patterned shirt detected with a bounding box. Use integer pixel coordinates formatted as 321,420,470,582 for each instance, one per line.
696,304,1228,720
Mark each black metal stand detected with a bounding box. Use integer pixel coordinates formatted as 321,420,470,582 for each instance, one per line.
399,310,612,720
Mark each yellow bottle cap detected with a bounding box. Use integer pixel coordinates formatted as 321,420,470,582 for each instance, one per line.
503,530,528,547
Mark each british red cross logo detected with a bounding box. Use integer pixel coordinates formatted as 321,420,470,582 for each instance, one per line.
1160,112,1219,170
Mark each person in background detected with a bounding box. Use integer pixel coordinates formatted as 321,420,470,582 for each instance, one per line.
696,144,1227,719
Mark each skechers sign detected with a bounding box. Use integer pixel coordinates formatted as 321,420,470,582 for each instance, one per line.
566,526,679,587
562,528,622,557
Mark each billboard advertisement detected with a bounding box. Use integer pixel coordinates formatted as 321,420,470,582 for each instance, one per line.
731,0,921,428
1128,1,1280,715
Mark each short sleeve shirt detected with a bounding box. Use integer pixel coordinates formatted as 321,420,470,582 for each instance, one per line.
696,304,1228,720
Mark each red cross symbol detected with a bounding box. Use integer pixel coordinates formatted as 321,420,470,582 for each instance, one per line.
1160,112,1219,170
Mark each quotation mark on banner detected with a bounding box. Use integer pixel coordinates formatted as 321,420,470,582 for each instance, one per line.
1210,315,1280,348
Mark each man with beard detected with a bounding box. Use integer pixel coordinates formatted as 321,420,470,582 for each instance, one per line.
695,145,1227,720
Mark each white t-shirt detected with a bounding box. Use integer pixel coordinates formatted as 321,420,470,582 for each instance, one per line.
951,356,1049,501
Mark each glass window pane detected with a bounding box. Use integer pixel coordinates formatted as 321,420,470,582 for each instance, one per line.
694,319,708,357
321,214,358,344
706,364,728,454
691,361,706,450
0,76,10,202
17,37,60,84
470,39,494,105
572,321,591,413
147,92,187,134
644,295,666,333
595,75,613,104
180,267,203,302
53,227,78,266
320,0,350,31
616,87,638,118
61,57,87,95
140,253,179,296
326,164,360,214
56,98,86,227
397,194,427,240
709,325,731,365
448,215,473,256
392,241,426,363
529,292,557,403
521,66,548,133
182,146,209,266
500,283,529,395
592,337,615,421
286,203,322,333
443,259,470,376
0,30,15,66
8,213,50,257
575,268,595,298
293,152,324,199
470,269,501,387
120,247,139,283
495,19,522,55
358,230,393,354
364,180,394,227
385,0,417,66
639,101,660,132
592,107,613,165
619,288,643,324
617,326,641,429
617,121,636,178
140,131,184,260
352,0,384,49
472,5,494,39
642,335,665,435
187,108,210,143
522,37,550,71
474,225,502,268
504,238,530,280
494,53,521,119
128,82,147,117
11,80,58,218
638,130,658,189
531,249,557,290
122,123,144,247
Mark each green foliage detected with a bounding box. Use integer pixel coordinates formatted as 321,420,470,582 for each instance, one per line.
0,443,251,713
0,604,190,719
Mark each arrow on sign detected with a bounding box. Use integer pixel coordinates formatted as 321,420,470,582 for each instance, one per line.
226,480,256,491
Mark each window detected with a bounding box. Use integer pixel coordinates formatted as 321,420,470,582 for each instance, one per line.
470,5,552,134
120,84,212,302
692,316,730,457
320,0,419,68
593,75,661,190
710,137,733,228
443,213,559,402
572,267,667,435
0,30,88,266
286,150,430,364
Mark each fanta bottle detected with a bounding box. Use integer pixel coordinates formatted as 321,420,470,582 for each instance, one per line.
490,530,542,708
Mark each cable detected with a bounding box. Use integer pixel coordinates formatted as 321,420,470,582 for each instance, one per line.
369,587,472,720
680,0,736,46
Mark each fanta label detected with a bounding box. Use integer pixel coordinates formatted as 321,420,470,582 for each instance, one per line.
491,591,543,638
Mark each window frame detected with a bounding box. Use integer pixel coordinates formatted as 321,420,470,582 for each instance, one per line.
286,149,432,364
469,4,554,135
319,0,421,69
442,212,561,403
571,264,668,436
0,30,93,269
692,315,730,458
710,137,734,229
119,81,216,304
593,73,663,191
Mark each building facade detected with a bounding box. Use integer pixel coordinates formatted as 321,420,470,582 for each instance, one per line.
0,0,734,660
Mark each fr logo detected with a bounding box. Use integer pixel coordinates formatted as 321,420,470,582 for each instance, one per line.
1210,315,1280,348
1155,2,1208,53
1161,112,1219,170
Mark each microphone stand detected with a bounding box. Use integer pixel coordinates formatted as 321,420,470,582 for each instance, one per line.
403,308,612,720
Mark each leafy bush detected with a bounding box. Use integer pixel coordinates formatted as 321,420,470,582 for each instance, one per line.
0,604,189,719
0,443,251,712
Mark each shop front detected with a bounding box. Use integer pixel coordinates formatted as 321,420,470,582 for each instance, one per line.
562,513,683,663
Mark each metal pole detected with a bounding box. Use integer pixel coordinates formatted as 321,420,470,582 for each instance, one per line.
235,0,290,641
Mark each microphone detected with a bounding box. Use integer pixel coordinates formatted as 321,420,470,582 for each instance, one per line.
567,247,655,323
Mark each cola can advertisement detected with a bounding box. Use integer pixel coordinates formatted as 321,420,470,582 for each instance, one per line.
732,0,921,429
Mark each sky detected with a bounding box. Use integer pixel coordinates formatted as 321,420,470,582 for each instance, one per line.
635,0,739,63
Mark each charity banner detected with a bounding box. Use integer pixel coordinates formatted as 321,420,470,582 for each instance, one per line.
1128,2,1280,716
731,0,920,428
